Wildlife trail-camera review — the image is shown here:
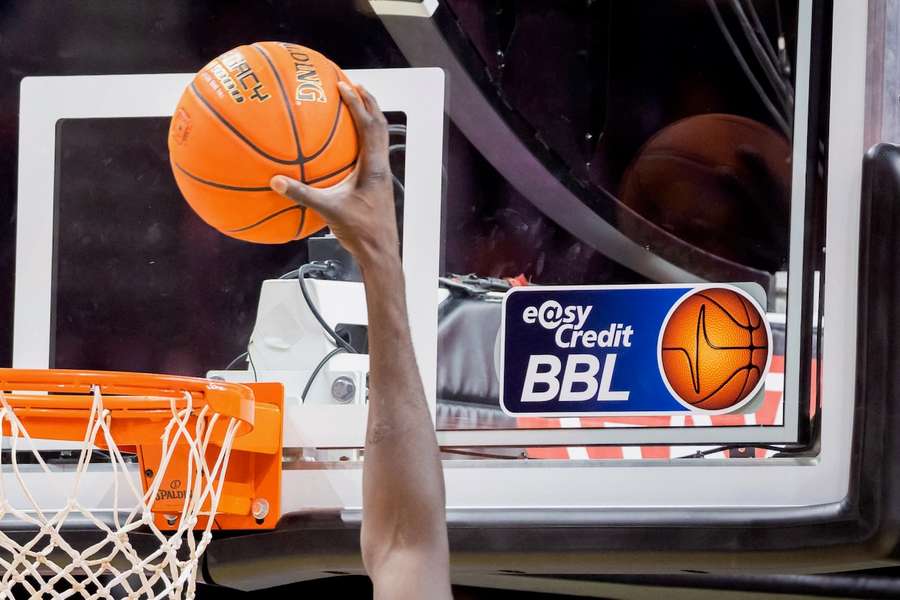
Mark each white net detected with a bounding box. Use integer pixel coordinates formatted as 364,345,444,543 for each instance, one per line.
0,385,241,599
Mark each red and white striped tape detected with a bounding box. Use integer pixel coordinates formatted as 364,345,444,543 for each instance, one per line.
519,355,816,460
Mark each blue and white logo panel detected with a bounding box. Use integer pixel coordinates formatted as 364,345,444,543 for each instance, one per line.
499,284,771,417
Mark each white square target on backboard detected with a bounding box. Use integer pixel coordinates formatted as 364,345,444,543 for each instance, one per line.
14,68,445,449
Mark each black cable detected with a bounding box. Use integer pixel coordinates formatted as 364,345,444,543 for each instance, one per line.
298,263,357,353
773,0,791,76
301,347,345,401
706,0,791,137
224,351,249,371
383,139,406,245
389,143,406,193
741,0,784,75
730,0,794,113
247,351,258,382
441,448,523,460
392,174,405,195
675,443,807,459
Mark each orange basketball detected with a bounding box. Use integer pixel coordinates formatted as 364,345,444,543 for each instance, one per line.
659,287,769,412
618,114,790,272
168,42,359,243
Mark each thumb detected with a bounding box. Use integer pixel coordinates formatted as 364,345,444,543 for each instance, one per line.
270,175,330,214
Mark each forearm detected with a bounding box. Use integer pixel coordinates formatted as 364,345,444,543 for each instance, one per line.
272,80,450,597
359,253,448,568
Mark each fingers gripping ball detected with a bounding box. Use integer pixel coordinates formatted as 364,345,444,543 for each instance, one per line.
168,42,359,243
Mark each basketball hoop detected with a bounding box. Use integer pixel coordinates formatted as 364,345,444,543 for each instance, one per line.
0,369,283,599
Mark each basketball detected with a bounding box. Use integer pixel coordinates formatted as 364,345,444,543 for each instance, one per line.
618,114,791,272
659,287,770,412
168,42,359,243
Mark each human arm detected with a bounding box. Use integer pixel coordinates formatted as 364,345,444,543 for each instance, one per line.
270,81,452,600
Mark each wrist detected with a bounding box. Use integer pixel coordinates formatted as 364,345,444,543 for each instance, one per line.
357,246,403,279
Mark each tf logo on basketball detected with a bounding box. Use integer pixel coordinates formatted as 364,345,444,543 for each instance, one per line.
170,108,191,146
657,286,772,414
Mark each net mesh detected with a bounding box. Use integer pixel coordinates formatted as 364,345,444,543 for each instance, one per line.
0,385,240,599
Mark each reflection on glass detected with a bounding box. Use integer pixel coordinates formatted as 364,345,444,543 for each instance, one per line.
433,1,822,461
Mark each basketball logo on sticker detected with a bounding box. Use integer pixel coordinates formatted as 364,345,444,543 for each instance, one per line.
657,286,772,414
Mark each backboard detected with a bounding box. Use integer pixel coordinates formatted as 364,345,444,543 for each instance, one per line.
14,67,444,449
7,0,900,590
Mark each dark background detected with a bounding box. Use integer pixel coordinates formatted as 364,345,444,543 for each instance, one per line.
0,1,407,370
52,117,309,374
0,0,798,373
0,1,848,597
196,577,587,599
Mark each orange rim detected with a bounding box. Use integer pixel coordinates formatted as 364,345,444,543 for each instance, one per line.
0,369,255,437
0,369,282,530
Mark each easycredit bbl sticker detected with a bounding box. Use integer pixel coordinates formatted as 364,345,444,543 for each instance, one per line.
499,284,772,416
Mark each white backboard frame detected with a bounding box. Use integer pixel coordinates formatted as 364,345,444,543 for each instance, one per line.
14,68,445,448
10,0,866,515
288,0,866,512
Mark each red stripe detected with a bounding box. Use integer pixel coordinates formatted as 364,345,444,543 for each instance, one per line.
513,355,794,460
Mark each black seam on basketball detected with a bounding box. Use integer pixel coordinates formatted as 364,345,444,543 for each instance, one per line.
251,43,304,172
739,296,751,325
696,305,765,350
695,293,756,329
173,162,271,192
743,297,763,329
224,205,301,233
661,347,760,407
737,296,759,332
736,298,755,404
736,365,751,404
693,305,703,392
302,62,345,162
662,341,763,357
661,344,701,394
661,347,694,382
188,82,298,166
662,302,767,396
305,158,358,185
693,365,761,406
